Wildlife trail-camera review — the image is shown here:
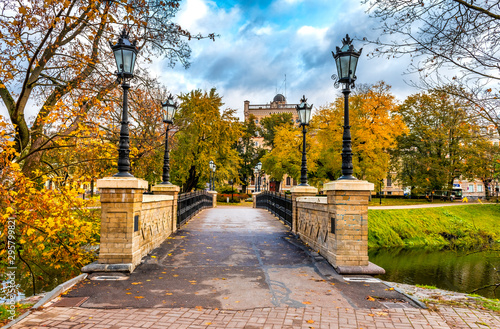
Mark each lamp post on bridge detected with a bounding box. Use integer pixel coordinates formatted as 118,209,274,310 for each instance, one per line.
332,34,362,180
110,29,139,177
256,162,262,192
160,94,178,184
209,160,215,191
296,95,313,186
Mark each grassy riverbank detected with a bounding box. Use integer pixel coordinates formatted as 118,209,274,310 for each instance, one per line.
368,204,500,249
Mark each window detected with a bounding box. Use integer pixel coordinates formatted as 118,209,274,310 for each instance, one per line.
255,141,259,147
387,191,392,195
293,179,297,186
477,185,483,192
468,184,474,192
387,177,392,187
286,177,291,186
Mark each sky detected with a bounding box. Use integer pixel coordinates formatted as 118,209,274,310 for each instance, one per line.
0,0,420,122
151,0,419,120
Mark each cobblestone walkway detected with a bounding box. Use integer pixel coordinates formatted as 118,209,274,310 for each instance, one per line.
12,305,500,328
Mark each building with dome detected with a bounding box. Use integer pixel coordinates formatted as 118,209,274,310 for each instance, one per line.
244,94,301,192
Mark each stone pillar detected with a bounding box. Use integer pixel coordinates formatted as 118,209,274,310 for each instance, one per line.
323,180,384,275
152,184,180,234
96,177,148,271
290,186,318,234
208,191,217,208
252,191,261,208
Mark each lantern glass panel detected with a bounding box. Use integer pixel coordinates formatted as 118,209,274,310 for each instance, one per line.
339,55,351,80
114,49,123,72
122,48,134,74
304,107,311,125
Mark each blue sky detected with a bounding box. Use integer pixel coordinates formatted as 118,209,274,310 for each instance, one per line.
0,0,419,122
152,0,419,119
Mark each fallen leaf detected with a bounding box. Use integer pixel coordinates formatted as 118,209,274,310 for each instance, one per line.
135,296,144,299
131,282,143,285
223,297,229,300
126,293,132,295
368,314,375,317
151,256,156,258
376,312,388,316
366,296,375,301
302,301,312,305
173,274,179,277
166,293,173,295
205,322,212,325
307,320,315,324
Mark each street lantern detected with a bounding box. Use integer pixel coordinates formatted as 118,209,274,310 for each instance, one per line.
110,29,139,177
209,160,215,191
257,161,262,171
332,34,362,85
162,94,178,125
332,34,362,180
254,166,260,192
296,95,313,186
296,96,312,126
110,29,138,80
160,94,178,185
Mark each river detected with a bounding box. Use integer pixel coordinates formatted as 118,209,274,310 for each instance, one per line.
369,247,500,299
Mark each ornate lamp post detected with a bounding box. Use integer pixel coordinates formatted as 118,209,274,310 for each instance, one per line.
209,160,215,191
110,29,139,177
253,167,259,193
256,162,262,192
160,94,178,184
332,34,362,180
296,95,313,186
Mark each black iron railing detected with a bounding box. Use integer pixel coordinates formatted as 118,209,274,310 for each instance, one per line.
177,190,212,227
256,191,292,227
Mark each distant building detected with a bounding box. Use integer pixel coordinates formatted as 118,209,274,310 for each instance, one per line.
244,94,300,193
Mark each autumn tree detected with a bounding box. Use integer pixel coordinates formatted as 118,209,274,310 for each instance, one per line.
314,82,406,184
170,89,241,192
261,124,320,186
394,88,485,196
0,0,213,177
259,112,294,148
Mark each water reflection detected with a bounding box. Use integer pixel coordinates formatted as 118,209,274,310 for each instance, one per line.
369,247,500,299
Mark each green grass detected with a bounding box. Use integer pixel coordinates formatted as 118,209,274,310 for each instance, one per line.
415,284,438,289
368,204,500,249
369,198,455,206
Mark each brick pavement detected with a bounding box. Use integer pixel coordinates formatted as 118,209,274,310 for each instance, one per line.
11,305,500,329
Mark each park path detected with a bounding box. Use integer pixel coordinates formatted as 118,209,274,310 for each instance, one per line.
10,206,500,328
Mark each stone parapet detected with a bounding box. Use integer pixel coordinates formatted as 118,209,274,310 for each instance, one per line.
95,178,179,272
290,186,318,233
152,184,180,234
295,180,383,275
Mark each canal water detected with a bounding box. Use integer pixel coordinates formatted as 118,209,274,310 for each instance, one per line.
369,247,500,299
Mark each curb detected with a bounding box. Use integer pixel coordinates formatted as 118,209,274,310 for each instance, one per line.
382,281,428,309
2,273,88,329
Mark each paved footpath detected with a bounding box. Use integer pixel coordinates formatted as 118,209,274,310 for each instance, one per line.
11,207,500,328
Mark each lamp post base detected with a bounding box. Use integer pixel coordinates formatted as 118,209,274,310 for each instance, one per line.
337,175,357,181
113,172,134,178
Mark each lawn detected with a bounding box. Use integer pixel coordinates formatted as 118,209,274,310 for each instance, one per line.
369,197,456,206
368,204,500,249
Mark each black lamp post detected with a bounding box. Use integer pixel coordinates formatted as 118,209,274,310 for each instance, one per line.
160,94,178,184
332,34,362,180
209,160,215,191
296,95,313,186
257,162,262,192
110,29,139,177
253,167,259,193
